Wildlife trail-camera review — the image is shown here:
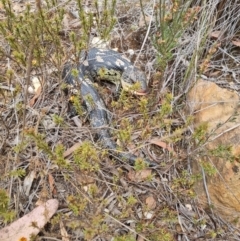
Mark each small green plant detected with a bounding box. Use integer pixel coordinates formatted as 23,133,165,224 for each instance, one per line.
85,93,97,109
199,159,217,176
138,96,149,120
12,140,28,154
209,144,234,162
113,234,136,241
0,189,15,223
148,228,174,241
198,42,220,74
25,129,53,158
73,141,100,171
0,0,65,69
172,170,195,189
70,0,117,60
9,168,26,178
152,2,200,71
158,93,173,118
134,158,150,171
84,214,107,240
127,195,138,206
52,114,64,126
54,143,70,169
93,0,117,40
67,195,88,215
111,89,135,111
161,207,178,224
70,94,85,116
25,130,71,169
193,122,208,144
117,118,133,145
88,184,99,197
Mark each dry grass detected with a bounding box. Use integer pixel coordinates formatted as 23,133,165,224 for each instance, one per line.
0,0,240,240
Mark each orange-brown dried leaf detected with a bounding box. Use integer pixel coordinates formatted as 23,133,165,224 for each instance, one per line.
145,196,157,210
29,86,42,107
149,138,176,154
63,142,83,157
48,173,57,195
210,31,221,39
127,169,152,182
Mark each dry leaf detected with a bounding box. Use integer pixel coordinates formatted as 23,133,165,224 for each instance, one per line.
175,223,183,233
62,14,70,31
232,40,240,47
127,169,136,181
143,211,154,219
145,196,157,210
0,199,59,241
137,236,145,241
29,77,42,106
210,31,221,39
23,170,36,196
48,173,57,195
71,116,83,128
32,77,41,91
60,220,70,241
139,15,152,27
208,70,221,77
29,85,42,106
63,142,83,157
127,169,152,182
28,76,41,94
69,19,81,29
137,169,152,180
35,199,46,206
149,138,175,154
74,172,95,185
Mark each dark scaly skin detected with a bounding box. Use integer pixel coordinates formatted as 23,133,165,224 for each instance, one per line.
63,49,155,167
79,48,148,94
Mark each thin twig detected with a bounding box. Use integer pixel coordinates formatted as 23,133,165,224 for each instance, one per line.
134,0,155,66
21,41,34,134
104,212,151,241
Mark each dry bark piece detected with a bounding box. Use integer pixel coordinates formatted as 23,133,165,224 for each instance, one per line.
0,199,59,241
